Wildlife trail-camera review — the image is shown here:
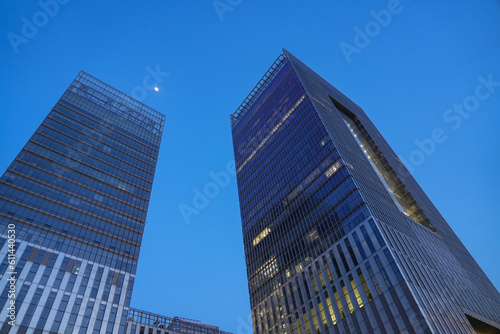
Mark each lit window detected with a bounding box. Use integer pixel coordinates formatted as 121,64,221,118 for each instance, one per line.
253,227,271,246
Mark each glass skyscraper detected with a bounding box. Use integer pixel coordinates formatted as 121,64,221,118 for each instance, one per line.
230,50,500,334
0,71,165,333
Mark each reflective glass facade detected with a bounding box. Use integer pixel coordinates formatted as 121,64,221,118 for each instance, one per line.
231,50,500,333
0,71,165,333
125,308,233,334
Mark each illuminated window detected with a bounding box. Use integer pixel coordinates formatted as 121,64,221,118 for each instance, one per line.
357,268,373,301
323,262,333,283
330,95,436,232
349,274,364,308
296,317,303,334
325,161,342,178
253,227,271,246
310,304,320,334
237,95,306,173
333,288,345,319
317,298,328,329
317,269,326,289
341,280,355,313
325,295,337,324
306,229,319,243
310,274,318,294
303,311,312,334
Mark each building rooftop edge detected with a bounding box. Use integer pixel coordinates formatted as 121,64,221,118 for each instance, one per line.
230,52,288,129
69,71,166,135
127,308,233,334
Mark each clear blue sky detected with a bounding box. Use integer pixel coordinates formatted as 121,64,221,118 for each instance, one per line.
1,1,499,332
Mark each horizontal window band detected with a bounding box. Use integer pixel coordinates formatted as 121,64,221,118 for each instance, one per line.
56,101,159,155
0,191,143,245
39,119,155,177
19,148,150,201
11,158,147,211
3,170,145,223
0,212,139,261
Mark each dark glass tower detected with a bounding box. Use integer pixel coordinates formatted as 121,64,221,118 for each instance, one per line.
230,50,500,334
0,71,165,333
